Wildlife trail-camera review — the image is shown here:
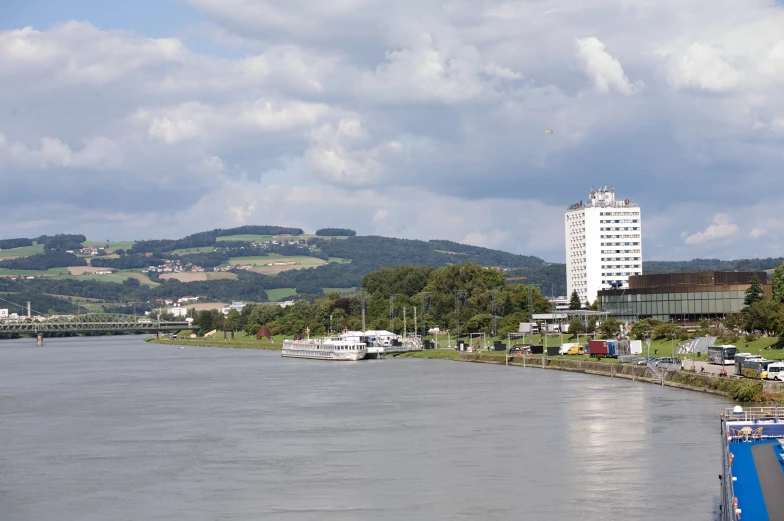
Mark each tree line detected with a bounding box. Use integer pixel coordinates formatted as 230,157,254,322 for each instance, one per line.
190,262,553,338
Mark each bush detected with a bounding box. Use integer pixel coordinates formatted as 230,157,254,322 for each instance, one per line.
745,333,759,342
723,380,763,402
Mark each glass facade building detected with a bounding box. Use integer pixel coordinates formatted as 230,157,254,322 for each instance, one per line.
598,272,771,324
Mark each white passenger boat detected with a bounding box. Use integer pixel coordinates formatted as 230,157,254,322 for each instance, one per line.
343,330,420,357
281,337,367,361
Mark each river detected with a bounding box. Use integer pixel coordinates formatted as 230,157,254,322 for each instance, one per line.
1,336,727,520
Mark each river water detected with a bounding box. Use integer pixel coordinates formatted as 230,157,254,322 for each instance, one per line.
1,336,727,520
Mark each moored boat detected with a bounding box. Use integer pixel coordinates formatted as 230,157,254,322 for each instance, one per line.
281,337,367,361
720,406,784,521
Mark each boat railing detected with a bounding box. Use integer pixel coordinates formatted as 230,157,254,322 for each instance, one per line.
721,429,735,521
722,406,784,423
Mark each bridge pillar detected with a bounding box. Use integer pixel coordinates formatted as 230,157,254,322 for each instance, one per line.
37,333,43,347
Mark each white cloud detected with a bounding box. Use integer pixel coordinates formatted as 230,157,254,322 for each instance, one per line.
684,213,740,245
575,37,642,95
663,42,740,93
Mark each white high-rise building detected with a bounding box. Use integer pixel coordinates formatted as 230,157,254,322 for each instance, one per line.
565,186,642,307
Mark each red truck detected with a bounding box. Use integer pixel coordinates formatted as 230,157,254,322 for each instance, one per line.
587,340,618,359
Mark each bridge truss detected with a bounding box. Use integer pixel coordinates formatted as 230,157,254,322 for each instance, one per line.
0,313,194,334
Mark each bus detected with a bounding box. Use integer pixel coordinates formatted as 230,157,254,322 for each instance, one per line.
741,359,771,379
708,345,737,365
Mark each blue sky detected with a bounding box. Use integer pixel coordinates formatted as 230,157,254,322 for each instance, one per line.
1,0,783,262
0,0,201,35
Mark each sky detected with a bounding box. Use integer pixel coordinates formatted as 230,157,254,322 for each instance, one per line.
1,0,783,263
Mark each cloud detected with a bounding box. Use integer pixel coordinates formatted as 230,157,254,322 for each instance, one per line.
2,2,784,262
663,42,739,93
0,133,123,169
575,37,642,95
683,213,740,245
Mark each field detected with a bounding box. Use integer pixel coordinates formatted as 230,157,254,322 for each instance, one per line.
328,257,351,264
68,266,118,275
171,246,215,255
216,234,349,243
83,241,136,251
323,287,358,295
228,254,327,274
265,288,297,301
216,234,272,243
0,267,70,277
297,234,349,240
0,243,45,259
159,272,238,282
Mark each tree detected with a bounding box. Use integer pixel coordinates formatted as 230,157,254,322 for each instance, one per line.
652,322,680,340
587,316,597,333
744,275,764,309
745,299,783,333
225,309,241,331
465,313,492,334
568,317,585,337
630,318,664,340
722,313,745,334
599,319,622,339
568,290,581,310
772,263,784,304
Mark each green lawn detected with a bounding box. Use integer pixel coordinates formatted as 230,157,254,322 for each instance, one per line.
0,243,45,259
328,257,350,264
83,241,136,251
266,288,297,301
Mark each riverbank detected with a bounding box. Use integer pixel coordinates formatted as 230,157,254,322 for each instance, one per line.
147,338,282,350
396,350,782,403
148,338,782,402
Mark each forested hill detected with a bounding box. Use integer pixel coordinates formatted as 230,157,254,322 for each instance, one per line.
314,236,545,270
643,258,784,276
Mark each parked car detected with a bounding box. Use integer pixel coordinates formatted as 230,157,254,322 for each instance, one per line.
655,357,679,368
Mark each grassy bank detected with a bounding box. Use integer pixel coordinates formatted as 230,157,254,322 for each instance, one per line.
147,337,282,350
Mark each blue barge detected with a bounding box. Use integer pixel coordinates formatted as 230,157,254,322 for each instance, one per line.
720,407,784,521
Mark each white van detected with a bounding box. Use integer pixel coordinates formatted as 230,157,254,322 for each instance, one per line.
766,362,784,381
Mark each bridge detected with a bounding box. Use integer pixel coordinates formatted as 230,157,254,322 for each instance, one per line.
0,313,195,346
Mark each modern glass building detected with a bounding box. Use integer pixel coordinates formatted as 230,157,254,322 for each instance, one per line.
598,272,771,324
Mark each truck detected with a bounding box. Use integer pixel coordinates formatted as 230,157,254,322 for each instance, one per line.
518,322,538,334
559,342,583,355
587,340,617,359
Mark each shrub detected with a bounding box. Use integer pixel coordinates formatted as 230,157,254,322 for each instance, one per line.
745,333,759,342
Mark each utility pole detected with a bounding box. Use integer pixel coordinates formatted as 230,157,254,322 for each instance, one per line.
419,292,431,339
492,287,498,339
389,295,394,332
455,289,467,345
361,292,366,332
403,307,407,339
